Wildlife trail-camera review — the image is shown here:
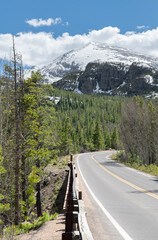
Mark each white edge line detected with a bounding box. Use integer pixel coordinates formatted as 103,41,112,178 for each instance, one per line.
76,154,133,240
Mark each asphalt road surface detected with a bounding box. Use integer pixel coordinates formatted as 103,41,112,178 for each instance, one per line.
77,151,158,240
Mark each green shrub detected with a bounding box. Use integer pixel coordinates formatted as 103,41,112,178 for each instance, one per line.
112,152,158,176
4,212,58,236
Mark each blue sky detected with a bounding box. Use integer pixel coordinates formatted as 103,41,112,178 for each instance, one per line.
1,0,158,66
1,0,157,35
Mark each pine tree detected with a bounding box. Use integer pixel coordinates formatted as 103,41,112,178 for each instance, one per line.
23,72,56,217
59,116,73,155
104,127,111,149
111,126,119,149
0,147,10,231
93,121,104,151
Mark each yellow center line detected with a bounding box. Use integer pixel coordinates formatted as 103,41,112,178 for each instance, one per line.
92,155,158,200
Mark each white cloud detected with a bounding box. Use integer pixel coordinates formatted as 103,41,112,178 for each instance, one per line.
62,21,69,27
26,17,62,27
125,31,136,36
137,25,149,30
88,27,120,43
1,27,158,67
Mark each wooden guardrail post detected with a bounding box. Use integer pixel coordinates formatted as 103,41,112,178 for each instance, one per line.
67,193,74,212
63,156,74,240
66,212,73,232
63,155,91,240
78,191,82,200
62,232,73,240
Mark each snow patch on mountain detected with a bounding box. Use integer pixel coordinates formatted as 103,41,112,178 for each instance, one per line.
144,75,154,84
146,91,158,99
93,82,105,94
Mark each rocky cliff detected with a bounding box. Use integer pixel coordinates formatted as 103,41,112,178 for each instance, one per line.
53,62,158,97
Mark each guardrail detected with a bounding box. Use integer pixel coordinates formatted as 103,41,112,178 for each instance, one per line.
62,155,93,240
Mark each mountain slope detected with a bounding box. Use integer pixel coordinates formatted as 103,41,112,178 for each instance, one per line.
53,62,158,97
32,42,158,83
25,42,158,97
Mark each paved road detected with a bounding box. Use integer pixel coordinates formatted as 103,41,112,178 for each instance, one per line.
77,151,158,240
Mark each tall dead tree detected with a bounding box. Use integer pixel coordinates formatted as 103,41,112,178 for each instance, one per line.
19,57,27,216
13,36,20,225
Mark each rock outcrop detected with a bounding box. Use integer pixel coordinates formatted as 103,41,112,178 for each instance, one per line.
53,62,158,97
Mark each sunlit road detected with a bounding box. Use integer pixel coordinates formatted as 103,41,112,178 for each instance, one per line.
77,151,158,240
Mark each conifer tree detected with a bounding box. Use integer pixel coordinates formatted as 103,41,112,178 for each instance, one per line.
111,126,119,149
93,120,104,151
0,147,10,231
104,127,111,149
23,72,56,217
59,116,73,155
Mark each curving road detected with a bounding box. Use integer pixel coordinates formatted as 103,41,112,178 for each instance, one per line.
76,151,158,240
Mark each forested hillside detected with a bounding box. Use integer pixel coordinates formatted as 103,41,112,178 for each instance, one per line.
53,89,122,154
53,88,158,169
53,89,158,166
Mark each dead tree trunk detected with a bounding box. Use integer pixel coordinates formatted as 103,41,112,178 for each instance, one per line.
13,36,20,225
19,59,27,216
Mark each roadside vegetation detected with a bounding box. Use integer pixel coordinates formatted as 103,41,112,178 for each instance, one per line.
120,96,158,166
111,152,158,176
3,212,58,239
110,96,158,176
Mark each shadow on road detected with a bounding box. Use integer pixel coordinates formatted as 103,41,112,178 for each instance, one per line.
101,160,123,167
151,178,158,182
129,189,158,194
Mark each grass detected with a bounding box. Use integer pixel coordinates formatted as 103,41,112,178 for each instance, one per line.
3,212,58,237
111,152,158,176
51,155,70,168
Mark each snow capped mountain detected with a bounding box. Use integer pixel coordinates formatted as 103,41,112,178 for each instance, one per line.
26,42,158,83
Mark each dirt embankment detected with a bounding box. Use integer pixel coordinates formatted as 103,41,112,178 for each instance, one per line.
41,164,69,214
13,163,69,240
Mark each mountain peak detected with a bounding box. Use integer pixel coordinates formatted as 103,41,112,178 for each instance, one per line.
25,42,158,84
